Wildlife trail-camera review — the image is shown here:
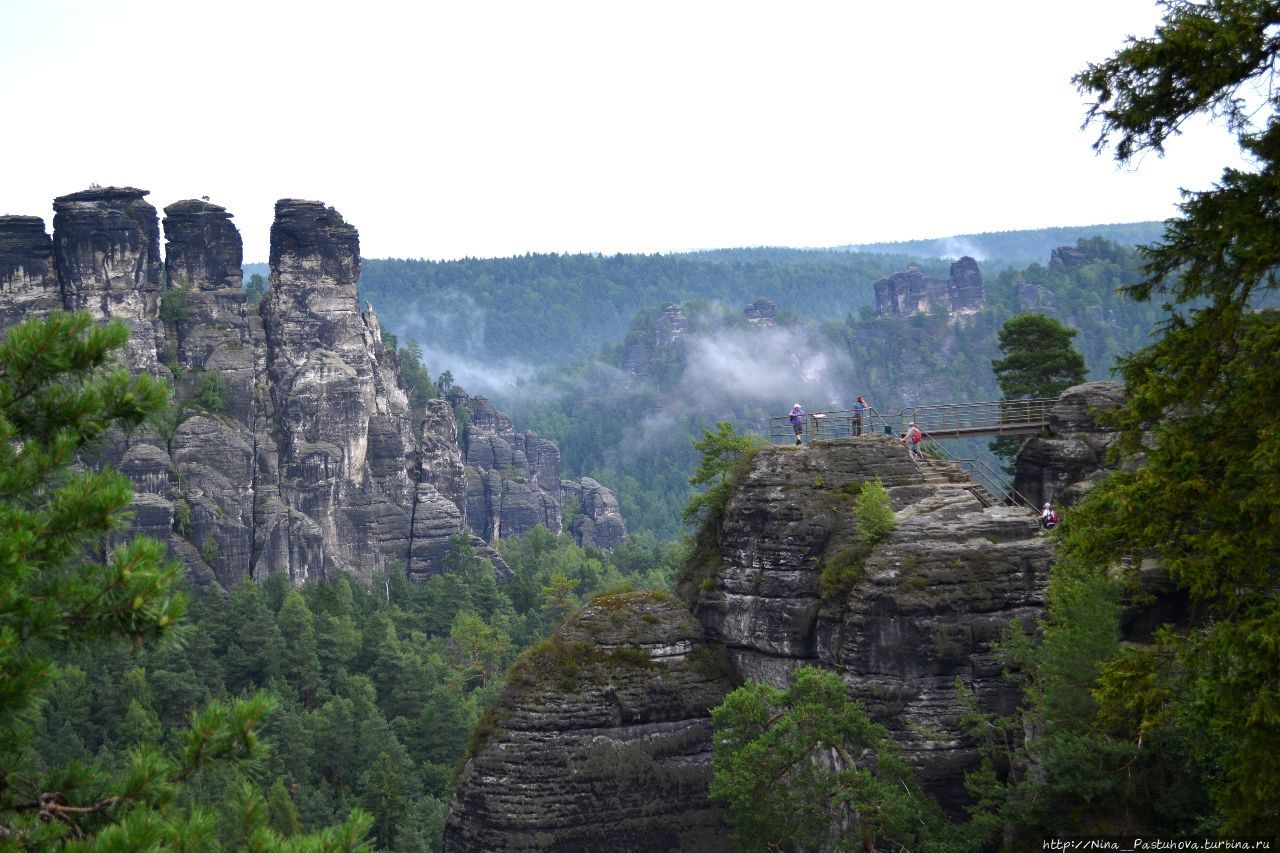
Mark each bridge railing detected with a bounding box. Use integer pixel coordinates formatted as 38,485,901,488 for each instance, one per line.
903,398,1056,438
921,439,1037,510
769,398,1054,445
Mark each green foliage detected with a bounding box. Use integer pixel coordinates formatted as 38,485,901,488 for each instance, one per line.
357,251,948,366
991,313,1087,400
245,273,267,306
856,479,895,545
399,338,435,410
200,533,220,565
197,368,228,413
0,311,373,848
159,282,191,330
818,543,871,602
710,666,965,851
988,312,1087,468
1064,0,1280,835
682,420,763,529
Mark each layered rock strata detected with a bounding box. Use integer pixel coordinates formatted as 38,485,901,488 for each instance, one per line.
0,216,61,327
52,187,164,371
1,187,619,590
446,436,1053,841
1012,380,1126,509
560,476,628,550
444,590,736,852
873,256,985,318
693,435,1051,811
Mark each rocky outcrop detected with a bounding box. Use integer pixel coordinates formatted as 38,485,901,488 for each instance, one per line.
623,303,686,377
444,590,736,852
1,187,604,591
259,200,421,582
1012,380,1127,509
0,216,61,328
693,435,1050,811
1015,279,1059,314
742,295,777,325
873,256,985,319
52,187,164,372
445,436,1052,840
561,476,629,549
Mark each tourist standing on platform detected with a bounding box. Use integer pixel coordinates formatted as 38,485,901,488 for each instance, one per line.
852,396,867,437
789,403,804,445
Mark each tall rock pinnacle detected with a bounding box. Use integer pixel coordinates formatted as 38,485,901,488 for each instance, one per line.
0,215,61,328
52,186,164,370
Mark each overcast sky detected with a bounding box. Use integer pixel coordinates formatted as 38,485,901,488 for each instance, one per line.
0,0,1249,263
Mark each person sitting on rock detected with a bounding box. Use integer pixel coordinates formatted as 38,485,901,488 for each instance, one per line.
1040,502,1059,529
789,403,805,445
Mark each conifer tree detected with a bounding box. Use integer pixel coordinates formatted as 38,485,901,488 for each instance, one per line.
0,312,372,848
1056,0,1280,834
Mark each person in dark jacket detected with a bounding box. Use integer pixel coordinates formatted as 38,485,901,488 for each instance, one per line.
851,396,867,437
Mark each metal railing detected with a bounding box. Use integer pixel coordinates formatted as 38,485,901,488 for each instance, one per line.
903,398,1056,439
769,398,1054,446
769,407,895,444
920,439,1037,510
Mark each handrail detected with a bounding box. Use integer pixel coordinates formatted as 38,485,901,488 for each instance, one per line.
768,397,1054,445
921,439,1037,510
903,398,1056,438
769,406,894,444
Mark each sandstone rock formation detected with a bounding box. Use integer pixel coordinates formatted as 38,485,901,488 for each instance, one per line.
622,303,686,378
1012,380,1127,509
1,187,624,591
446,435,1054,841
444,590,736,852
873,256,985,319
0,215,61,328
52,187,165,372
692,435,1050,811
561,476,629,550
742,295,777,325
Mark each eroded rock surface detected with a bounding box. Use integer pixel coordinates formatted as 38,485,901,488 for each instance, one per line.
0,215,61,327
561,476,629,550
873,256,985,318
1013,380,1126,509
692,435,1050,811
1,188,602,590
444,590,736,852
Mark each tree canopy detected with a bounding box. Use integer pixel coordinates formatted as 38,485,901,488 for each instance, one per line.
983,0,1280,835
0,312,373,848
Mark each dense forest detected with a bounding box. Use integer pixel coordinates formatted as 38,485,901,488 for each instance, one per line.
15,523,679,850
841,221,1166,266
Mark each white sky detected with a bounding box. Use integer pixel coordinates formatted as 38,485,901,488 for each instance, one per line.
0,0,1249,262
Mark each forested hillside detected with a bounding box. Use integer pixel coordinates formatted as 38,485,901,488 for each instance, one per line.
842,220,1165,266
352,252,949,369
503,237,1166,540
22,531,678,850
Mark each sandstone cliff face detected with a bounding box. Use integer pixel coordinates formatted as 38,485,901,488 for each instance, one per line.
444,590,736,852
52,187,165,372
446,436,1053,843
2,187,620,590
1012,380,1126,509
560,476,629,550
0,216,61,328
873,256,985,319
693,435,1050,811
